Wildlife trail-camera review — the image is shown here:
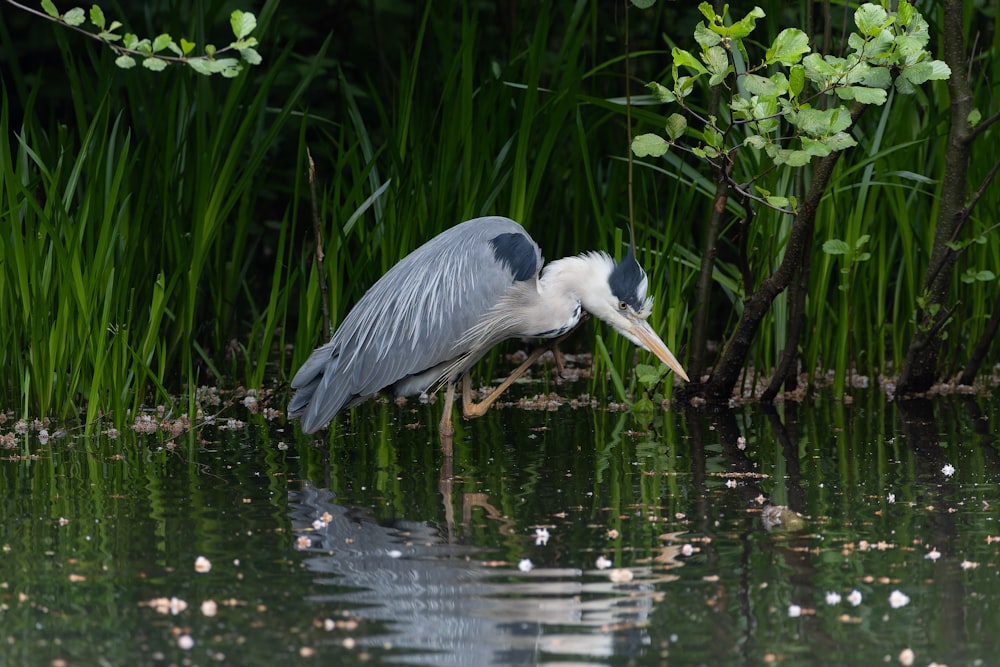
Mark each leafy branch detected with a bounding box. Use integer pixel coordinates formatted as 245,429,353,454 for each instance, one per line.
6,0,261,76
632,2,951,214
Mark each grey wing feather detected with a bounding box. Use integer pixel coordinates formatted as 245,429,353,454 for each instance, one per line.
289,216,542,432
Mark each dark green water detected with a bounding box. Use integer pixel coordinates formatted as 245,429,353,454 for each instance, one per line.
1,389,998,666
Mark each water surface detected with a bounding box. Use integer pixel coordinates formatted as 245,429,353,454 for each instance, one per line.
1,389,998,666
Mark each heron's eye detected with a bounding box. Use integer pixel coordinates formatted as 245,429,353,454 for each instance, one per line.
618,301,628,311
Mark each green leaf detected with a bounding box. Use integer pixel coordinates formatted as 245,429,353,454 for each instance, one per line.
230,10,256,39
114,54,136,69
123,33,137,49
632,395,656,414
704,45,730,85
775,149,811,167
789,65,805,98
180,38,196,55
152,33,172,53
764,195,790,208
894,76,916,95
835,85,887,105
646,81,676,103
743,134,767,149
854,4,891,37
967,108,982,127
207,57,242,76
802,52,837,82
89,4,105,29
204,43,216,57
724,6,765,39
665,113,687,140
63,7,86,26
703,125,722,149
187,59,214,76
142,57,169,71
823,239,851,255
766,28,810,66
822,132,858,151
742,72,787,96
636,363,662,386
632,133,670,158
674,75,698,99
902,60,951,86
672,47,707,74
694,22,721,48
847,64,892,89
239,47,262,65
976,270,996,282
108,20,121,31
629,0,656,8
790,105,853,136
42,0,59,18
697,2,717,23
800,136,832,157
166,41,183,57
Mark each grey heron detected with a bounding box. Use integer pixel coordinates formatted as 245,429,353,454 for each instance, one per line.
288,216,688,437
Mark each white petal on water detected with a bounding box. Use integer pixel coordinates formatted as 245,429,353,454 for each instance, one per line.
889,590,910,608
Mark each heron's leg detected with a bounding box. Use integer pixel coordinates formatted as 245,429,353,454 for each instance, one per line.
438,382,455,462
439,381,456,437
462,346,550,418
462,323,586,419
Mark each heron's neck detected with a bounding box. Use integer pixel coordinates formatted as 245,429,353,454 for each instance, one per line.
538,253,613,308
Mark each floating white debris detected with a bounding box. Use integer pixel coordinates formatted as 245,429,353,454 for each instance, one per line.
847,589,863,606
825,592,842,605
194,556,212,573
787,604,802,618
889,590,910,608
595,555,612,570
609,568,634,583
387,549,403,558
200,599,218,617
887,493,896,503
898,647,915,666
681,543,695,556
924,547,941,561
534,528,550,546
312,518,327,530
960,559,979,570
941,464,955,477
725,479,737,489
518,558,533,572
736,435,746,450
177,634,194,650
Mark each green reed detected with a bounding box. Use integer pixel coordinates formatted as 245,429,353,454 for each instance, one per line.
2,0,996,427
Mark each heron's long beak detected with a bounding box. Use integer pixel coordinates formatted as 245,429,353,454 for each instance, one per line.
628,319,690,382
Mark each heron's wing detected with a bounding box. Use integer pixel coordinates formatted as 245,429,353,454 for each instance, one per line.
289,216,542,432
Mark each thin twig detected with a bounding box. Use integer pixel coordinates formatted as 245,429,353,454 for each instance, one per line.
307,148,332,339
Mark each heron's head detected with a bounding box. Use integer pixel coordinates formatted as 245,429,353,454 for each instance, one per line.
577,248,690,382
